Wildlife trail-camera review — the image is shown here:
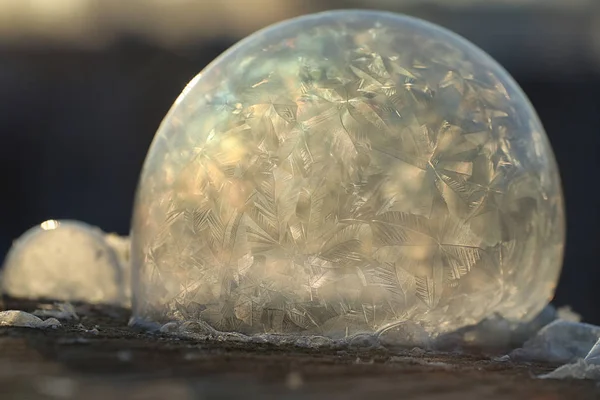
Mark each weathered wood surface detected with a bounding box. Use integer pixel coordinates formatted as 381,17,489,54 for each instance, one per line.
0,299,597,400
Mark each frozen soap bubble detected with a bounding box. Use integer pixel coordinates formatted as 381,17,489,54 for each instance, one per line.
131,10,564,338
1,220,130,306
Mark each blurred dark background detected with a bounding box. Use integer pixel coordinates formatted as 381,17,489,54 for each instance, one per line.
0,1,598,322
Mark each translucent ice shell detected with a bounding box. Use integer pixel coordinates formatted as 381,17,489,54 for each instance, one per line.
131,10,564,337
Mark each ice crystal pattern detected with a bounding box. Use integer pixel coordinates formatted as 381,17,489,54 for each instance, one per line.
131,11,564,337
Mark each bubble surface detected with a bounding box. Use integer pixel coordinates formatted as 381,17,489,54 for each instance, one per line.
131,10,564,337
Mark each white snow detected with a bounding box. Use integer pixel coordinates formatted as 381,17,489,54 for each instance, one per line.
0,310,60,329
539,359,600,380
539,336,600,380
104,232,131,303
0,220,131,306
542,339,600,379
510,320,600,363
501,314,600,380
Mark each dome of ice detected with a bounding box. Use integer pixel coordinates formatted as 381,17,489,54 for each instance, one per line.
131,10,564,337
1,220,130,306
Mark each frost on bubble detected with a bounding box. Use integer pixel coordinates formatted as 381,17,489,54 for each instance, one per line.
1,220,130,307
131,10,564,338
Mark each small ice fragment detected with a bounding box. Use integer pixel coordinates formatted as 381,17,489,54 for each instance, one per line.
159,322,180,334
378,322,432,349
1,220,130,306
292,335,334,349
510,320,600,363
389,356,453,370
75,323,98,334
539,359,600,380
178,320,217,335
157,319,255,343
214,332,251,343
348,333,379,349
584,338,600,365
0,310,60,329
33,303,79,320
537,335,600,380
409,347,427,357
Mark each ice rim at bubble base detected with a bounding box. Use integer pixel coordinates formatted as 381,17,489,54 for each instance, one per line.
129,10,565,341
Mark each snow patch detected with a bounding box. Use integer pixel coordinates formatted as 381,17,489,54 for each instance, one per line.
510,320,600,363
540,359,600,380
1,220,131,307
0,310,60,329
